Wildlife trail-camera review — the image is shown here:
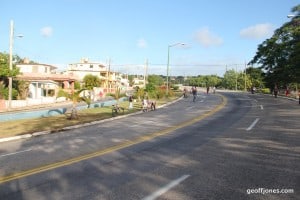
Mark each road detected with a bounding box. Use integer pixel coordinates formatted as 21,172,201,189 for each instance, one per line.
0,92,299,200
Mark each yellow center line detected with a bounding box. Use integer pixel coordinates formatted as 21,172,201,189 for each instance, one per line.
0,94,227,184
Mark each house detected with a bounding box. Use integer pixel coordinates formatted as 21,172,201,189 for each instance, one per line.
132,76,146,88
2,57,130,109
16,59,76,100
67,58,108,81
66,58,129,98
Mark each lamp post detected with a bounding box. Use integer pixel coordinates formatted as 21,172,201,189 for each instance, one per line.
287,14,300,18
8,20,23,110
166,42,185,96
244,62,247,92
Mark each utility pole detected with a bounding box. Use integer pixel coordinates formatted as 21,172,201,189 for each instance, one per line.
244,61,247,91
8,20,14,110
166,43,185,96
144,59,148,88
106,58,111,93
235,65,238,91
108,58,111,93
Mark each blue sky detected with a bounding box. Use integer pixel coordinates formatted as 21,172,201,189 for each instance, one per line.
1,0,298,76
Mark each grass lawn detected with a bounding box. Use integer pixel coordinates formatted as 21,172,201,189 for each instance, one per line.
0,96,180,138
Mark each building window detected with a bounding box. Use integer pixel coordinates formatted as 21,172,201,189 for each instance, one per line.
90,64,93,68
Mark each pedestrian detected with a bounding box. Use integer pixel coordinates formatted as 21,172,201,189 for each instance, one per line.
274,84,278,98
128,95,133,109
206,86,210,94
183,88,188,98
213,86,216,94
142,97,148,112
285,87,289,96
298,89,300,105
251,86,254,94
192,86,197,102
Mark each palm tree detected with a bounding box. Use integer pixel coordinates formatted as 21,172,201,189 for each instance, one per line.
57,89,89,120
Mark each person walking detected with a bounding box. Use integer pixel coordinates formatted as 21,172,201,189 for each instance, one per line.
274,84,278,98
298,89,300,105
183,88,188,98
213,86,216,94
128,95,133,109
285,86,289,96
192,86,197,102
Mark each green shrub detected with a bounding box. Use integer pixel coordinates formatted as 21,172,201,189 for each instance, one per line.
57,89,69,99
261,88,271,94
171,85,179,90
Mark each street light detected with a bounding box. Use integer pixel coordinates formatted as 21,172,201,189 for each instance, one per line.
166,42,185,96
287,14,300,18
8,20,23,110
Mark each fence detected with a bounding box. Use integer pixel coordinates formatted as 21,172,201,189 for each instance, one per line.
0,97,67,110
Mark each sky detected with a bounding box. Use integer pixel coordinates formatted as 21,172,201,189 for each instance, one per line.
0,0,299,77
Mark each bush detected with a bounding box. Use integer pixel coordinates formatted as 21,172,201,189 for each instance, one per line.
261,88,271,94
147,90,157,99
106,92,127,99
57,89,69,99
171,85,179,90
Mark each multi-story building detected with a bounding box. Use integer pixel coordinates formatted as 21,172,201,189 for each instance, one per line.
66,58,129,96
67,58,107,81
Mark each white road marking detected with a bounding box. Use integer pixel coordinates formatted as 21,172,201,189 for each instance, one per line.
186,107,194,111
142,174,190,200
260,105,264,110
0,149,32,158
246,118,260,131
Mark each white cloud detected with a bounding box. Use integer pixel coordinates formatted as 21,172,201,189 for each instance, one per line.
137,38,147,48
240,23,274,39
194,27,223,47
40,26,53,37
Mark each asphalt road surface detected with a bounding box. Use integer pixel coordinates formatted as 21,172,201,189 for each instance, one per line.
0,92,299,200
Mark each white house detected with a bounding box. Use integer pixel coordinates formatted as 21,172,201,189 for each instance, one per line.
132,76,146,88
67,58,108,81
66,58,130,99
17,60,75,99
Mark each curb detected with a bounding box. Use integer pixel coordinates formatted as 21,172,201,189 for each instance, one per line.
0,96,184,143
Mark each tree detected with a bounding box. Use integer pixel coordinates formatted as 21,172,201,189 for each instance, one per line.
83,74,101,90
202,75,222,87
16,80,30,100
249,4,300,89
246,67,264,89
147,75,164,86
0,52,21,78
57,89,89,120
74,81,81,90
222,70,238,90
0,52,21,99
83,74,101,104
134,86,145,101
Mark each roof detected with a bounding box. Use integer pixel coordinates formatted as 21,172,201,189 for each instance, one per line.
16,73,76,82
17,63,57,70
